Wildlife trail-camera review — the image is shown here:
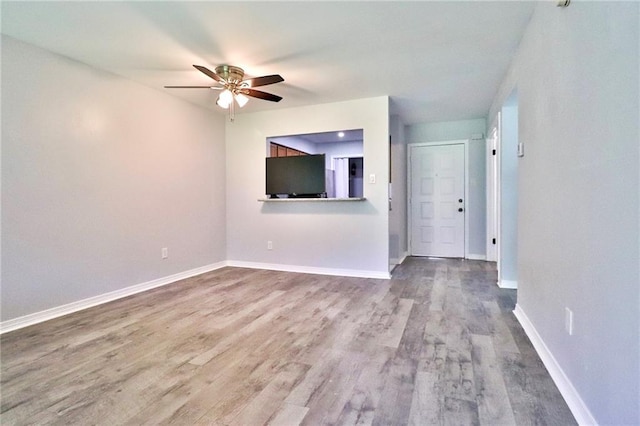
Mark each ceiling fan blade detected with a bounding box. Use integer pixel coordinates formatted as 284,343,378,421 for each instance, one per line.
243,74,284,88
164,85,220,89
244,89,283,102
193,65,224,82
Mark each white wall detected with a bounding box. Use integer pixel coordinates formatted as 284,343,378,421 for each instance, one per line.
226,97,390,277
488,3,639,424
389,115,408,266
406,118,487,258
1,36,227,322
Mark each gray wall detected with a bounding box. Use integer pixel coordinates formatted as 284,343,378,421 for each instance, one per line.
1,36,227,321
389,115,408,266
322,141,364,169
406,119,487,258
488,3,639,424
226,97,390,276
500,98,518,283
406,118,486,143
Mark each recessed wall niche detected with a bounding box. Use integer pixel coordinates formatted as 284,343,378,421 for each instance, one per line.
266,129,364,199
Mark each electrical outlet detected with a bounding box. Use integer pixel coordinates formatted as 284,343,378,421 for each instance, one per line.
565,307,573,335
162,247,168,259
267,241,273,250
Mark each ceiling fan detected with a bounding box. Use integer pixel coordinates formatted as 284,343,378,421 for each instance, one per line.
165,65,284,121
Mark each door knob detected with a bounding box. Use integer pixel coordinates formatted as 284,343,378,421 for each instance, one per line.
458,198,463,203
458,208,464,212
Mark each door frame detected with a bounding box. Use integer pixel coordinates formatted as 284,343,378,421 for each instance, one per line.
332,154,364,198
486,115,500,264
407,140,470,258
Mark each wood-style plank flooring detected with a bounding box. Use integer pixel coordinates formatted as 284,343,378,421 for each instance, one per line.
1,258,576,425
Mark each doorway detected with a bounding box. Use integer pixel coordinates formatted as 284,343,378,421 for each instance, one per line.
487,89,519,289
409,142,467,258
333,156,363,198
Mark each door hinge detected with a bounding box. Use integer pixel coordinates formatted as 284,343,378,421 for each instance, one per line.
492,149,496,156
492,238,496,245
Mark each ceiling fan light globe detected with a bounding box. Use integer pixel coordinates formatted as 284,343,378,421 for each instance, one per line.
216,96,230,109
235,93,249,108
219,89,233,103
217,89,233,109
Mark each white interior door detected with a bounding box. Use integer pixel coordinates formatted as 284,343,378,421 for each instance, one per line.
333,157,349,198
410,143,465,257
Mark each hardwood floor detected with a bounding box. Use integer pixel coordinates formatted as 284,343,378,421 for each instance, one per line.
1,258,576,425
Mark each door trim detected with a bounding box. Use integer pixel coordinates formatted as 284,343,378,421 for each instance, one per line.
331,154,364,199
408,140,470,258
486,117,500,264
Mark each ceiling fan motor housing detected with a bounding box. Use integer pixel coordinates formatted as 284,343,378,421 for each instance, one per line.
215,65,244,84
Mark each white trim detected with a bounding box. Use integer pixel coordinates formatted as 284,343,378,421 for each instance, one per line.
227,260,391,280
498,279,518,289
486,124,499,263
513,304,597,426
0,260,389,334
496,112,502,273
0,262,228,334
464,141,470,259
389,251,409,268
466,254,487,261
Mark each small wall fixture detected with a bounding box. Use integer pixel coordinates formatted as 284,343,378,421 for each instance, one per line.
557,0,570,7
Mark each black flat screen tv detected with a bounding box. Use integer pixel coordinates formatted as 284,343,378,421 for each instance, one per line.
266,154,326,198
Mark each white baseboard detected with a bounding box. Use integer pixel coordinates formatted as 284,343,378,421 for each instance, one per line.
513,304,597,426
227,260,391,280
0,262,228,334
1,260,390,334
390,252,409,267
466,254,487,261
498,279,518,289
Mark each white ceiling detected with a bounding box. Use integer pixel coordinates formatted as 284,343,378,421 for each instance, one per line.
1,1,535,125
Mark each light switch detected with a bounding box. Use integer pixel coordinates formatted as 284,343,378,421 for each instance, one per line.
369,174,376,184
517,142,525,157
